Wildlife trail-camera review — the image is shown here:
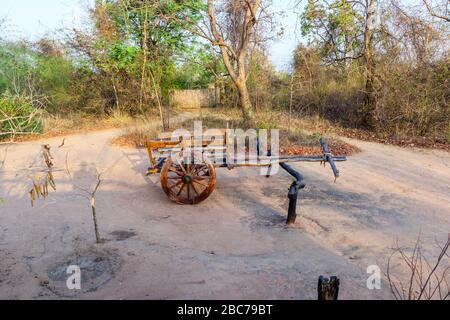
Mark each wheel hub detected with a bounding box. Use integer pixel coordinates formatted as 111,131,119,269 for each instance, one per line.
182,174,193,184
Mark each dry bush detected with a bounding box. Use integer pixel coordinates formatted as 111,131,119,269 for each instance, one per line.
170,89,215,109
28,145,57,207
290,4,450,142
292,54,449,141
42,112,135,135
387,234,450,300
375,59,449,139
291,47,367,128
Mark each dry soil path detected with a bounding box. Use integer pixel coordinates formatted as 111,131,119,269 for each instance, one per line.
0,114,449,299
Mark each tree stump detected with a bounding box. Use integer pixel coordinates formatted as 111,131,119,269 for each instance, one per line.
318,276,340,300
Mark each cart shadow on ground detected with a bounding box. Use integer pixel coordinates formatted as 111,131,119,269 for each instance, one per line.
215,166,410,232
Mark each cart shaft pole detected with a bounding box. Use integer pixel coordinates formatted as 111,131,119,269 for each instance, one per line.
280,163,306,225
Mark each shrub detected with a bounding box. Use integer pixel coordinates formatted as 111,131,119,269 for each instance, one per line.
0,92,42,139
255,112,280,130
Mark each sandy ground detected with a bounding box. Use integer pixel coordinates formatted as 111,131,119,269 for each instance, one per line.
0,114,449,300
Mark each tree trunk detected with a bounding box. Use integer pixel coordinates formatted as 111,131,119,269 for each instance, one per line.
364,34,375,126
111,77,120,112
235,78,253,126
148,68,166,130
90,196,101,244
206,0,257,126
289,73,295,133
139,6,149,114
363,0,376,128
318,276,340,300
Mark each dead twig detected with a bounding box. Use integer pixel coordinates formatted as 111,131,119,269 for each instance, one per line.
386,234,450,300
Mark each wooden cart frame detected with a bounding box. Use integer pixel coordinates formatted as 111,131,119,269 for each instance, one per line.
145,130,346,225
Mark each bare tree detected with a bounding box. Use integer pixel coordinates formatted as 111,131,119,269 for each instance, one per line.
65,153,103,244
184,0,270,124
65,152,122,244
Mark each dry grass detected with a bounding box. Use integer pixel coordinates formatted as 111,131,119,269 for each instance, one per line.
170,89,215,109
198,108,450,153
3,111,160,143
288,113,450,152
109,107,359,156
111,119,162,148
180,108,359,156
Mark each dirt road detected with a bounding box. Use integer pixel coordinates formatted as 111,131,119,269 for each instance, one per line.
1,119,449,299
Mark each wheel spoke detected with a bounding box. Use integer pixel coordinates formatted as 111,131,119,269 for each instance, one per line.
168,176,182,180
191,183,200,195
187,184,191,200
191,165,205,175
177,183,186,196
176,159,187,175
169,180,183,190
193,179,208,188
169,167,183,176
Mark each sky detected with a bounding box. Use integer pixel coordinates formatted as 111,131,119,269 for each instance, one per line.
0,0,301,71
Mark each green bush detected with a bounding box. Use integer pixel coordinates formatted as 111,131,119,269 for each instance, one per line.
0,92,42,139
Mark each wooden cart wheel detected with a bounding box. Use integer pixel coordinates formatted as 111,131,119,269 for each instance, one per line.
160,156,216,205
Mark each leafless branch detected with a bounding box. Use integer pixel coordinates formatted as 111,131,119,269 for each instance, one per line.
422,0,450,22
386,234,450,300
